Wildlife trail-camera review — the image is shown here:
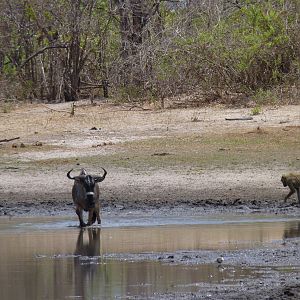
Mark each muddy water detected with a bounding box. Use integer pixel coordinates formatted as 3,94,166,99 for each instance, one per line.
0,215,300,299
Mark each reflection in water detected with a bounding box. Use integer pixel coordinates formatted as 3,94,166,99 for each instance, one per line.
75,227,101,256
283,221,300,239
73,228,101,299
99,221,300,253
0,217,300,299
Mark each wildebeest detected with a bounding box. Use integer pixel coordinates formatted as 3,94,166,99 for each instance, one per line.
67,168,107,227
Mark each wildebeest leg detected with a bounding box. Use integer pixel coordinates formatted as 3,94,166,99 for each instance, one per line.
91,211,97,224
96,208,101,225
76,208,86,227
87,210,94,226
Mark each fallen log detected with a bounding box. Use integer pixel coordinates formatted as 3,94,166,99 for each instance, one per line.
225,116,253,121
0,137,20,143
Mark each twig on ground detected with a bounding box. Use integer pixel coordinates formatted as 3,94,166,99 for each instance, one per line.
225,116,253,121
41,104,71,114
0,137,20,143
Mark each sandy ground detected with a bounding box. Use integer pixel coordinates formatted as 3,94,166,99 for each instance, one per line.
1,100,300,298
0,101,300,213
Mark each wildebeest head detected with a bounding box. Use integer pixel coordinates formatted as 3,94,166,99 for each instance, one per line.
67,168,107,208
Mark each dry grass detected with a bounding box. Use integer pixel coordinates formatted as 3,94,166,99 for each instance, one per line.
15,126,300,175
1,102,300,174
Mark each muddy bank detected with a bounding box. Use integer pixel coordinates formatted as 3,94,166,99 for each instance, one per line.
0,176,300,216
0,166,298,217
1,188,299,218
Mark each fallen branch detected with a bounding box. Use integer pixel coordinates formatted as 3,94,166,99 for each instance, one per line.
0,137,20,143
225,116,253,121
41,104,71,114
129,105,151,111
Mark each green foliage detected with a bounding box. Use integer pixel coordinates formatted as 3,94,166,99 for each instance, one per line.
153,0,298,99
3,56,17,76
24,3,37,21
0,0,299,103
252,88,278,105
232,2,290,78
215,2,292,87
250,105,262,116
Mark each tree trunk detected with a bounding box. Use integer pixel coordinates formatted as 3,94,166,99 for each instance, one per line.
0,51,4,73
64,1,82,102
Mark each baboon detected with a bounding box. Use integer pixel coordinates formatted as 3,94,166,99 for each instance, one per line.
281,174,300,203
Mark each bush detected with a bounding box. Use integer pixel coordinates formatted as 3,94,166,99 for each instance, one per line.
151,0,300,102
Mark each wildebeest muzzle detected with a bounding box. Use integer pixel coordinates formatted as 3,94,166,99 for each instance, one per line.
83,175,96,208
86,191,95,208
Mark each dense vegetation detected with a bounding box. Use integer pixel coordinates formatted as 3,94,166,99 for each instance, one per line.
0,0,299,105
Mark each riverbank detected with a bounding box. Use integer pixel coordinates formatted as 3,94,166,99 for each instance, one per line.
1,101,300,299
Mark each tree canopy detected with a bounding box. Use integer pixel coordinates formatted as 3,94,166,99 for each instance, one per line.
0,0,299,104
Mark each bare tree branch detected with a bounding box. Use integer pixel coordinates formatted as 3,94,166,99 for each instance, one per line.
20,45,67,68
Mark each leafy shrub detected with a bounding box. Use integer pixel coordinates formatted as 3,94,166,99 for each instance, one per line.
152,0,300,101
250,105,262,116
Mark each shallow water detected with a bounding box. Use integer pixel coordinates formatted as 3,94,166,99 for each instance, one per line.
1,215,300,299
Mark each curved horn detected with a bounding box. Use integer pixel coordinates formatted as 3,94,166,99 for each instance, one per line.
67,169,75,180
67,169,86,181
94,167,107,182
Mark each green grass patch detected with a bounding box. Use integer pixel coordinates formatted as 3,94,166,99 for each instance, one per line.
23,127,300,173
